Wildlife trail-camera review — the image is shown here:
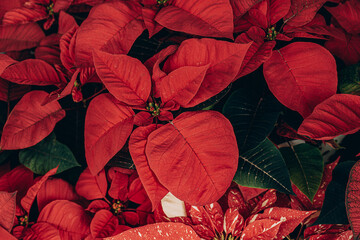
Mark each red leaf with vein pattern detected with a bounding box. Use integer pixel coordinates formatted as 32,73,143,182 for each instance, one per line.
37,178,80,212
93,51,151,107
105,222,201,240
263,42,337,118
163,38,250,107
85,93,134,175
0,191,16,232
146,111,238,205
21,166,58,214
129,124,168,209
1,59,61,86
155,0,234,39
0,23,45,52
75,168,107,200
0,90,65,150
37,200,91,239
298,94,360,140
74,1,143,67
90,209,118,238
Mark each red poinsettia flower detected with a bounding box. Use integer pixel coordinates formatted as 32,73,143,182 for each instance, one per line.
155,185,315,240
75,167,153,238
2,0,73,30
83,37,250,208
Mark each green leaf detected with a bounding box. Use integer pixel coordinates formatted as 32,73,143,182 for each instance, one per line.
0,151,11,165
314,161,356,225
19,133,80,175
338,63,360,95
223,87,281,153
280,143,324,201
234,139,293,194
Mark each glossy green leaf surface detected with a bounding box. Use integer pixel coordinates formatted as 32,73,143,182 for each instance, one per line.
234,139,293,194
280,143,323,201
19,134,80,175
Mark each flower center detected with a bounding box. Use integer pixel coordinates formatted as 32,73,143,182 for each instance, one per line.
19,215,28,226
146,101,161,117
47,2,54,16
213,233,239,240
266,26,278,40
157,0,169,4
112,200,124,214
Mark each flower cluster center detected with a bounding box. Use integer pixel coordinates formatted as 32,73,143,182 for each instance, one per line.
266,27,278,40
213,233,239,240
19,215,28,226
146,102,161,117
112,200,124,214
157,0,169,4
47,2,54,16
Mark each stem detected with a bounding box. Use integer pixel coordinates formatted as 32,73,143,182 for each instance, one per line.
296,223,304,240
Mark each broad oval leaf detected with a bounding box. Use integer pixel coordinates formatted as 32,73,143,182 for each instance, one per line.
0,226,17,240
75,168,107,200
298,94,360,140
93,51,151,106
241,219,281,240
37,178,80,212
105,222,201,240
85,93,134,175
234,139,293,194
155,0,234,39
0,23,44,52
0,191,16,232
90,209,118,238
74,1,143,67
325,0,360,34
163,38,251,108
19,133,80,175
23,222,61,240
146,111,238,205
0,166,33,203
280,143,323,201
21,166,58,214
0,91,66,150
223,87,281,153
1,59,61,86
37,200,91,239
129,124,168,209
346,159,360,239
263,42,337,118
283,0,327,27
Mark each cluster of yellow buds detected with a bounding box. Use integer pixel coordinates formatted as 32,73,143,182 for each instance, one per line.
47,2,55,16
146,102,161,117
19,215,28,226
112,200,123,214
266,26,278,40
157,0,169,4
213,233,239,240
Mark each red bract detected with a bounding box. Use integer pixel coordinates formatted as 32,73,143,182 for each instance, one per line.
298,94,360,140
0,23,44,52
75,167,153,238
106,222,201,240
0,191,17,232
0,90,65,150
346,159,360,239
86,38,247,205
154,0,234,39
263,42,337,118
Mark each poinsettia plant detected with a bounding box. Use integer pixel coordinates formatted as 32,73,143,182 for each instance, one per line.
0,0,359,239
